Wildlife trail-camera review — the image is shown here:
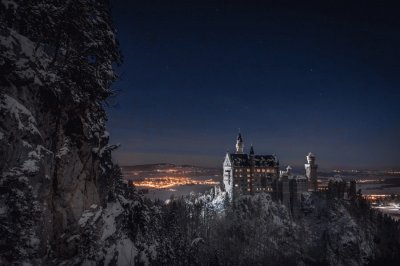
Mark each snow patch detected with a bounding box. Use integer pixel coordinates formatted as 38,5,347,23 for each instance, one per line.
102,131,109,138
101,201,123,241
118,195,131,205
0,206,7,215
93,144,119,158
79,210,95,227
56,138,70,159
18,176,28,183
21,159,39,173
28,236,40,248
191,237,204,247
91,208,103,225
67,234,80,243
22,140,32,148
116,237,137,266
0,95,41,136
104,244,116,265
77,205,103,227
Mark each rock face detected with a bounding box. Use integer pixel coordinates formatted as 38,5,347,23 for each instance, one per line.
0,0,122,263
0,85,113,261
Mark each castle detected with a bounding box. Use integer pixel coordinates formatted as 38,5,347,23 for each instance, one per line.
223,133,318,210
223,133,280,199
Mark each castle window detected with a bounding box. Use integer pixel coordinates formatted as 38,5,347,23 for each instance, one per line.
262,169,265,172
257,169,260,173
247,179,250,182
247,169,250,172
247,188,251,192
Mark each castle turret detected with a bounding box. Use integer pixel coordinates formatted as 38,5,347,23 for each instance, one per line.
249,144,254,156
286,165,292,175
235,133,244,154
305,152,318,191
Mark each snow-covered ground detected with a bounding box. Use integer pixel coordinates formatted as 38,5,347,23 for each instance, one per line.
372,204,400,221
143,184,216,201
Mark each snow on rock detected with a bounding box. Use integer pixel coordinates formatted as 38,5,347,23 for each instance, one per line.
191,237,204,247
116,237,138,266
0,1,124,264
22,140,32,148
78,204,104,227
0,94,41,136
104,243,117,265
66,235,80,243
78,210,96,227
92,144,119,158
21,159,39,173
0,206,7,215
91,208,102,225
118,195,132,206
101,201,123,241
56,138,71,159
101,131,110,139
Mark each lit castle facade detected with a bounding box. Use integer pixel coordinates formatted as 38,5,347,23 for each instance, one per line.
223,133,279,200
223,133,319,210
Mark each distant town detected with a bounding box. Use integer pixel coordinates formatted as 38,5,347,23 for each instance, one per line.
121,134,400,220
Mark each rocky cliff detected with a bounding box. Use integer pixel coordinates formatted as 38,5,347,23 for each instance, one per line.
0,0,147,264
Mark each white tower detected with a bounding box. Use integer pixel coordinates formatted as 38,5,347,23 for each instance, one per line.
223,153,233,200
235,133,244,154
305,152,318,191
286,165,292,175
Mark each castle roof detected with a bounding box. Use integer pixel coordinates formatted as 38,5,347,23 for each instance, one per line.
237,133,243,142
249,145,254,155
230,153,278,167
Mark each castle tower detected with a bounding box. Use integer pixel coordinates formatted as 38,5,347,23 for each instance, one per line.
286,165,292,175
235,133,244,154
305,152,318,191
249,144,254,156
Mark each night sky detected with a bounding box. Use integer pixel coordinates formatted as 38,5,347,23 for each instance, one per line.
107,0,400,169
